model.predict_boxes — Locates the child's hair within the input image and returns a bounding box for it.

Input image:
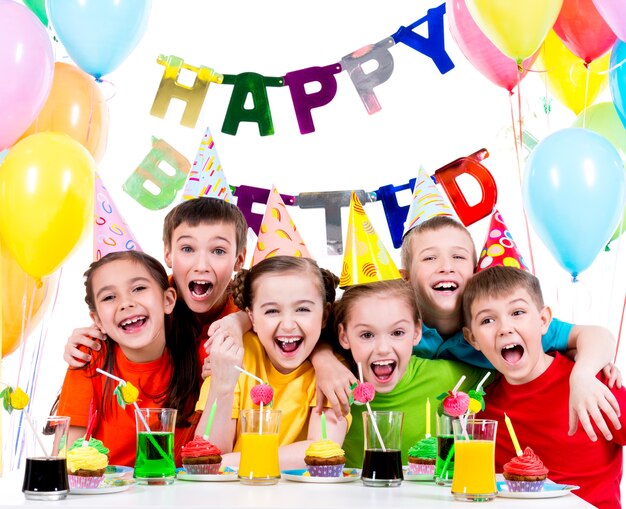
[333,279,421,328]
[400,216,477,270]
[162,197,248,255]
[231,256,339,311]
[84,251,199,427]
[462,266,545,326]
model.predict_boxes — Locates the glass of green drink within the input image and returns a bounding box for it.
[134,408,176,485]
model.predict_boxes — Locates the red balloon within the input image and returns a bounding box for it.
[553,0,616,64]
[447,0,539,93]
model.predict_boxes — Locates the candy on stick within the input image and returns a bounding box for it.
[357,362,386,451]
[504,413,523,457]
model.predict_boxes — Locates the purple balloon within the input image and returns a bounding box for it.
[0,0,54,150]
[592,0,626,42]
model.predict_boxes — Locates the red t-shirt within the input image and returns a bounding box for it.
[482,353,626,509]
[58,346,195,467]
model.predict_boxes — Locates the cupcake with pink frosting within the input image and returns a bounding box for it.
[181,435,222,474]
[502,447,549,492]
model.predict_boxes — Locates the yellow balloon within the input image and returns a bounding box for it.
[1,243,58,357]
[466,0,563,62]
[0,132,95,279]
[538,31,610,115]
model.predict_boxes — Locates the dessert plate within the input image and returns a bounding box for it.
[104,465,133,478]
[282,468,361,483]
[176,468,238,482]
[496,481,580,499]
[70,479,133,495]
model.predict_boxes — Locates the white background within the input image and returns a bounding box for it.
[2,0,625,476]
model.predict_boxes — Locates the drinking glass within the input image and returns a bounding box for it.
[451,419,497,502]
[134,408,177,485]
[435,412,456,485]
[361,411,404,487]
[22,416,70,500]
[238,409,281,485]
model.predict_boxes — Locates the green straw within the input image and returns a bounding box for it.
[203,400,217,440]
[440,443,455,481]
[321,413,327,440]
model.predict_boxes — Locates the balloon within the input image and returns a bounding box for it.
[592,0,626,42]
[0,0,54,150]
[609,40,626,130]
[523,128,626,278]
[553,0,616,64]
[0,132,95,280]
[23,0,48,27]
[447,0,539,93]
[539,30,610,115]
[20,62,110,163]
[465,0,563,62]
[48,0,152,79]
[1,243,58,357]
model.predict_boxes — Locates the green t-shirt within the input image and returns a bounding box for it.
[343,356,490,468]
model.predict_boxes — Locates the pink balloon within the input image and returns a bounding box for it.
[592,0,626,42]
[0,0,54,150]
[447,0,539,93]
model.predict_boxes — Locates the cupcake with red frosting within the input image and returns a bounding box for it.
[181,435,222,474]
[502,447,548,492]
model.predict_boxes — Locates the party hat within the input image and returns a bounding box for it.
[250,186,311,266]
[94,173,142,261]
[402,166,455,237]
[181,126,234,202]
[339,192,402,288]
[476,210,529,272]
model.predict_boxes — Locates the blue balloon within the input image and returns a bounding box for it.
[610,39,626,131]
[523,128,626,278]
[49,0,152,79]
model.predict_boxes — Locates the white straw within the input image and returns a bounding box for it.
[234,365,264,384]
[366,403,386,452]
[96,368,125,385]
[451,375,466,395]
[476,372,491,393]
[357,362,364,383]
[259,402,263,435]
[24,412,49,458]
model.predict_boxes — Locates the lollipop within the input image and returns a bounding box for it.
[353,382,375,405]
[251,384,274,406]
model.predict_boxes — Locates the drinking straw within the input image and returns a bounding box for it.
[451,375,466,395]
[504,413,523,456]
[23,412,50,457]
[440,443,455,481]
[321,412,327,440]
[357,362,386,452]
[425,398,431,438]
[259,401,264,435]
[203,399,217,440]
[234,365,265,384]
[476,372,491,393]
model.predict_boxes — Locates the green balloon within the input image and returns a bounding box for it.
[573,102,626,248]
[23,0,48,27]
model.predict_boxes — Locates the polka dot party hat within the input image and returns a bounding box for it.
[476,210,529,272]
[402,166,456,238]
[340,192,402,288]
[250,185,311,266]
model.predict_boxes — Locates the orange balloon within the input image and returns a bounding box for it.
[20,62,109,162]
[1,243,58,357]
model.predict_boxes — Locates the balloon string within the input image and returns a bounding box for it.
[597,55,626,75]
[96,78,118,102]
[16,274,37,384]
[615,295,626,364]
[582,64,590,127]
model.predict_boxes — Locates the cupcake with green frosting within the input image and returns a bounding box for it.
[69,437,109,457]
[408,436,436,475]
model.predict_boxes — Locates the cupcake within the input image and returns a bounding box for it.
[304,439,346,477]
[181,435,222,474]
[69,437,110,458]
[407,436,436,475]
[67,444,108,489]
[502,447,549,492]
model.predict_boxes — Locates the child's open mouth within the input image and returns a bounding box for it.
[501,343,525,364]
[432,281,459,293]
[119,315,147,332]
[189,280,213,298]
[275,336,303,355]
[371,360,397,383]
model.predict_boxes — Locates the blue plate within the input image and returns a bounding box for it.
[104,465,133,478]
[496,481,579,499]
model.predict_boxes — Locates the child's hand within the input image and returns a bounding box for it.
[203,311,248,353]
[201,354,212,380]
[208,331,243,390]
[314,361,358,419]
[63,325,106,367]
[569,369,622,441]
[602,362,623,389]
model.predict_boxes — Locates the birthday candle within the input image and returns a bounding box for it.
[425,398,431,437]
[504,413,523,456]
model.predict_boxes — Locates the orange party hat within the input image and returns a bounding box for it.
[476,210,529,272]
[403,166,455,237]
[250,186,311,266]
[339,192,401,288]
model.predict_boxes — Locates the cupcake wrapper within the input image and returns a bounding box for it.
[69,475,104,489]
[307,464,345,478]
[408,463,435,475]
[184,462,221,475]
[505,480,546,492]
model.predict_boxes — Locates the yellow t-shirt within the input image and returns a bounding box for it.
[196,332,350,451]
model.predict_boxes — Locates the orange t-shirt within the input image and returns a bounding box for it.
[57,346,195,467]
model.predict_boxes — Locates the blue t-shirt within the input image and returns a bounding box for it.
[413,318,574,369]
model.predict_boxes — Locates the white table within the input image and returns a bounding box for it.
[0,472,593,508]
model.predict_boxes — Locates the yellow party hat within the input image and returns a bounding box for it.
[339,192,402,288]
[250,186,312,266]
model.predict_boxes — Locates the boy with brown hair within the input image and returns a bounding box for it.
[463,266,625,509]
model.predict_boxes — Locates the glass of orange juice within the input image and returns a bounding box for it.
[451,419,497,502]
[238,409,281,485]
